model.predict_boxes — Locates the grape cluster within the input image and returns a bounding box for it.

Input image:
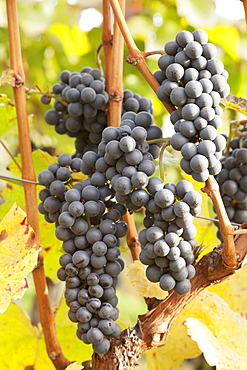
[155,29,229,182]
[44,67,108,156]
[79,111,164,211]
[42,66,154,158]
[122,89,153,115]
[38,153,128,354]
[139,179,202,295]
[215,135,247,242]
[38,153,83,224]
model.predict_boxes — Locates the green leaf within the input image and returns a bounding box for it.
[221,94,247,116]
[0,94,17,137]
[49,24,91,65]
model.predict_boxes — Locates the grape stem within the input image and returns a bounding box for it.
[202,176,237,268]
[109,0,175,114]
[24,86,69,106]
[146,138,171,144]
[6,1,70,369]
[123,212,142,261]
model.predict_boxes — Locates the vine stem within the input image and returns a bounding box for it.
[5,1,70,369]
[202,176,237,268]
[108,0,125,126]
[109,0,175,114]
[123,212,142,261]
[102,0,113,92]
[242,0,247,26]
[104,0,142,263]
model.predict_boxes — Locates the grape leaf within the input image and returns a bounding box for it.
[221,94,247,116]
[0,150,62,282]
[147,287,247,370]
[184,317,247,369]
[0,204,41,314]
[208,264,247,315]
[126,260,168,300]
[0,94,17,137]
[0,68,15,86]
[181,291,247,369]
[0,301,92,369]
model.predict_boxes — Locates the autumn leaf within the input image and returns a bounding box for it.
[221,94,247,116]
[184,317,247,369]
[147,287,247,370]
[182,290,247,369]
[0,68,16,86]
[0,301,92,369]
[126,260,168,300]
[0,203,41,313]
[146,315,201,370]
[208,264,247,315]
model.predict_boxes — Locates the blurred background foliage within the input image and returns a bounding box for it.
[0,0,247,369]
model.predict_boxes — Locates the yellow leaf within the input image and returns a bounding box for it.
[0,204,41,313]
[0,300,92,369]
[181,291,247,369]
[146,315,201,370]
[184,317,247,369]
[126,260,168,299]
[0,303,51,369]
[65,362,83,370]
[147,289,247,369]
[208,264,247,315]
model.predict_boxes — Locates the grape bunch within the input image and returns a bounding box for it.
[43,67,109,156]
[42,66,154,158]
[79,111,164,212]
[38,153,128,354]
[215,134,247,242]
[57,212,126,355]
[38,153,83,224]
[139,179,202,295]
[122,89,153,114]
[155,29,229,182]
